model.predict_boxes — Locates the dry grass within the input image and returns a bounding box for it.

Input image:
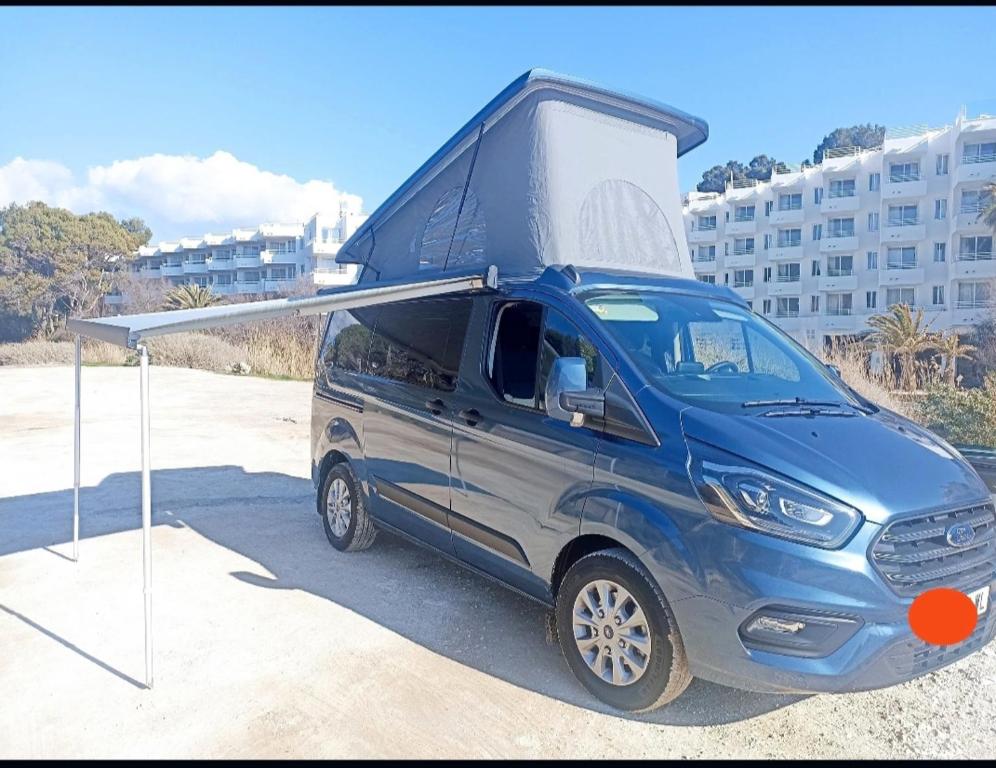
[821,343,916,419]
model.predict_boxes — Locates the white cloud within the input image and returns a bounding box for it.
[0,151,363,241]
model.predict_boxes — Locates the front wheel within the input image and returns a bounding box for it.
[555,548,691,712]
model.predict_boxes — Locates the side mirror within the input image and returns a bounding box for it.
[545,357,605,427]
[826,363,842,378]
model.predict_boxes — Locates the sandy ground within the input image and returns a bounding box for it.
[1,364,994,759]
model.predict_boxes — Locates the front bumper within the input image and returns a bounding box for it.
[645,516,996,694]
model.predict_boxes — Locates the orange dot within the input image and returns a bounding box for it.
[908,588,977,645]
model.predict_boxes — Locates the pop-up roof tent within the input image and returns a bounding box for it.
[338,68,707,284]
[63,69,709,688]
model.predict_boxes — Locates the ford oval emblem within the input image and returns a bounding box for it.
[946,522,976,548]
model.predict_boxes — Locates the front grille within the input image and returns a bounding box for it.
[886,612,996,678]
[870,502,996,597]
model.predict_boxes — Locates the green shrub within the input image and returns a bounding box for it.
[915,375,996,449]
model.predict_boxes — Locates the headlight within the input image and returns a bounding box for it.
[687,440,862,549]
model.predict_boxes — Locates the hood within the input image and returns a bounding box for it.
[678,403,991,525]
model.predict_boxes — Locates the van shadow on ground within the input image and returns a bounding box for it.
[0,465,808,726]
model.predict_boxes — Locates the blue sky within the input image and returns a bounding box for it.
[1,6,994,240]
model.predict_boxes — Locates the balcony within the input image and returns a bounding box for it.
[768,279,802,296]
[726,218,756,235]
[820,235,859,253]
[950,301,995,327]
[732,284,755,300]
[234,255,261,269]
[261,248,299,264]
[183,261,208,274]
[956,155,996,185]
[688,227,718,244]
[140,266,161,279]
[883,177,927,199]
[769,207,804,225]
[953,254,996,279]
[820,193,861,214]
[209,258,234,271]
[821,311,860,333]
[881,221,926,243]
[879,266,925,286]
[726,251,756,268]
[772,314,803,333]
[211,283,236,296]
[161,263,184,276]
[954,206,991,231]
[262,278,296,292]
[233,281,263,294]
[818,274,858,292]
[725,178,761,200]
[767,244,804,261]
[691,258,717,273]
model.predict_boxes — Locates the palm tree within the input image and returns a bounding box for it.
[866,303,938,390]
[978,182,996,232]
[934,331,976,387]
[161,283,221,311]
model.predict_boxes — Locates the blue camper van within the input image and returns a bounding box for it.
[310,72,995,712]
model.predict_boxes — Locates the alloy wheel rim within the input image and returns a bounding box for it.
[572,578,652,686]
[326,478,352,538]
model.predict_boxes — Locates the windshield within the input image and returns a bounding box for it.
[581,288,862,414]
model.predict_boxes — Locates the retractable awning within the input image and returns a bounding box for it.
[65,266,497,688]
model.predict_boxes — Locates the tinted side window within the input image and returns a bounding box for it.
[488,302,544,408]
[319,308,378,379]
[367,297,473,391]
[537,308,605,400]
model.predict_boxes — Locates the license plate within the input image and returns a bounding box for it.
[967,585,990,616]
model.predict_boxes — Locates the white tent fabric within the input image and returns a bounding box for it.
[337,69,708,285]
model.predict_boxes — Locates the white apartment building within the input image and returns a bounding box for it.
[127,204,369,297]
[683,108,996,351]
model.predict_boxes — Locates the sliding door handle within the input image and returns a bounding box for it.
[458,408,482,426]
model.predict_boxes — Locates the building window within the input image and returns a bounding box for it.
[957,281,993,308]
[814,187,824,205]
[934,199,947,220]
[869,172,881,191]
[734,205,755,222]
[696,215,717,231]
[763,266,772,283]
[962,141,996,164]
[933,242,946,262]
[777,262,801,282]
[698,274,716,284]
[746,300,753,311]
[936,154,949,175]
[810,295,820,313]
[724,242,729,257]
[762,299,772,314]
[866,291,877,309]
[829,179,856,198]
[764,200,774,216]
[777,297,800,318]
[959,235,994,261]
[695,245,717,262]
[725,211,730,223]
[812,259,821,277]
[812,223,822,241]
[733,269,754,288]
[777,228,802,248]
[887,204,918,227]
[960,188,993,214]
[886,287,916,307]
[827,255,854,277]
[763,233,772,250]
[733,237,755,255]
[889,161,920,183]
[778,193,803,211]
[828,217,855,238]
[932,286,945,306]
[868,211,880,232]
[886,246,918,270]
[867,251,879,270]
[826,293,853,316]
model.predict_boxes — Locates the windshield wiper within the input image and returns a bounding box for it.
[741,397,873,414]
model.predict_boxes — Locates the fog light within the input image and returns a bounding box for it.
[739,606,863,658]
[746,615,806,635]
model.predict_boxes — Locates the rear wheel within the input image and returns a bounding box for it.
[320,463,377,552]
[555,548,691,712]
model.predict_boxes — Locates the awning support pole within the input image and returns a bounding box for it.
[73,334,81,562]
[139,344,153,689]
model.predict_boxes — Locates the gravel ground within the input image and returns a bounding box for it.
[1,365,994,759]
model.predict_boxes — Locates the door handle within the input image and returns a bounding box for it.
[458,408,481,426]
[425,398,445,415]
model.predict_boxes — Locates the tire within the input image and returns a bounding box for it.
[555,547,691,712]
[319,462,377,552]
